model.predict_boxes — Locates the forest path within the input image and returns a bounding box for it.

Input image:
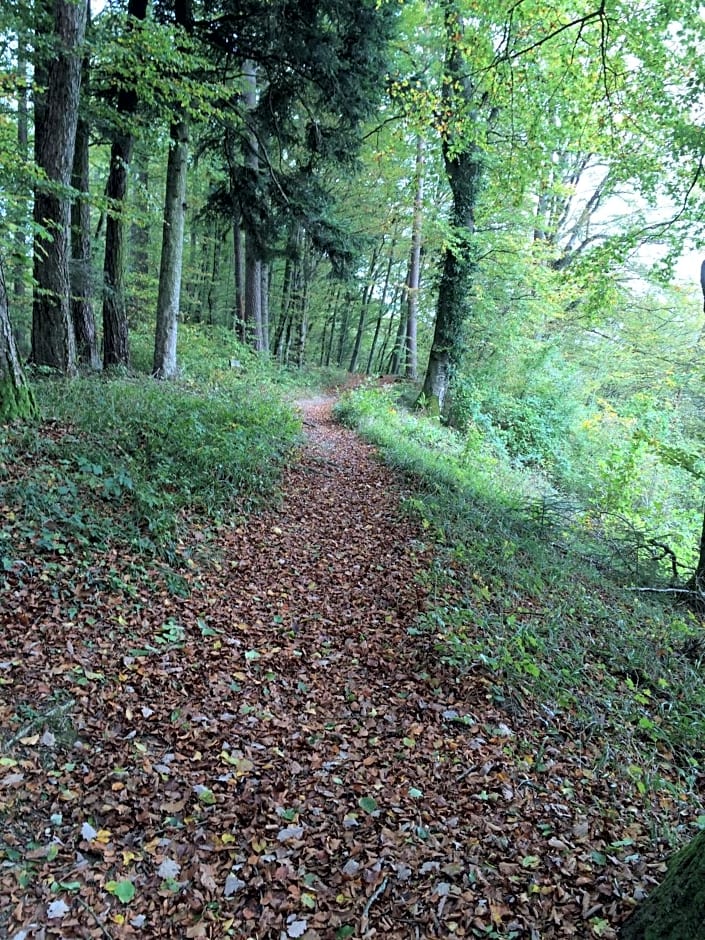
[3,398,632,938]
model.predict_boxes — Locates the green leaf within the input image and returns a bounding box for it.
[195,786,216,805]
[357,796,378,814]
[106,879,135,903]
[198,618,218,636]
[521,855,540,869]
[408,787,423,799]
[336,927,355,939]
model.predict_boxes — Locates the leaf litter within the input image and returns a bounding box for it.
[0,397,702,938]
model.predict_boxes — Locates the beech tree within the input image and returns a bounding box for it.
[153,0,194,378]
[101,0,148,369]
[70,0,99,370]
[30,0,87,373]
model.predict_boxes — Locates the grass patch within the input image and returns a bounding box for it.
[335,387,705,791]
[1,371,301,579]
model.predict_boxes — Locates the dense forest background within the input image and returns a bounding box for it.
[6,1,705,936]
[4,0,705,587]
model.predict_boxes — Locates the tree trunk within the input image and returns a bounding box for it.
[130,149,150,276]
[336,289,354,368]
[405,135,424,381]
[242,60,265,351]
[153,118,189,378]
[620,830,705,939]
[13,41,29,302]
[31,0,87,374]
[419,8,488,413]
[388,293,407,376]
[366,237,397,375]
[375,283,401,374]
[0,263,37,421]
[349,244,381,373]
[233,222,245,336]
[261,261,270,352]
[70,1,100,372]
[101,0,148,369]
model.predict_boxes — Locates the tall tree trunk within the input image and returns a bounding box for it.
[324,286,341,368]
[388,301,407,376]
[31,0,87,374]
[245,243,262,347]
[620,830,705,939]
[101,0,148,368]
[405,135,424,381]
[376,283,401,374]
[206,227,221,324]
[130,149,150,276]
[13,41,29,302]
[242,60,265,350]
[367,238,397,374]
[349,244,382,373]
[0,262,37,421]
[419,9,488,413]
[70,0,99,371]
[153,118,189,378]
[336,289,353,368]
[261,261,270,353]
[233,221,245,336]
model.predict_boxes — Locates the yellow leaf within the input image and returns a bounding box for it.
[220,833,236,845]
[96,829,112,844]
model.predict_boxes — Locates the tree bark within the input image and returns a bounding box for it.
[419,8,487,413]
[70,0,100,371]
[349,244,381,373]
[101,0,148,369]
[620,830,705,939]
[233,222,245,337]
[13,40,29,302]
[0,262,37,422]
[153,118,189,378]
[130,149,150,276]
[242,60,265,351]
[405,135,424,381]
[366,236,397,375]
[31,0,87,374]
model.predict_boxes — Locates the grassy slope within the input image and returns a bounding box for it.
[335,386,705,833]
[0,325,304,594]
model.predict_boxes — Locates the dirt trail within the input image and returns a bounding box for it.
[2,400,639,938]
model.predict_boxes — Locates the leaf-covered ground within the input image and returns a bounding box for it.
[0,398,699,938]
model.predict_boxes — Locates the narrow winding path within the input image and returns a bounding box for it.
[3,399,638,938]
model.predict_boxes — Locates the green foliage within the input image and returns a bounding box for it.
[0,368,301,575]
[336,387,705,783]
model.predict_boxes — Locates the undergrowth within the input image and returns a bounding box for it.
[0,351,301,583]
[334,387,705,799]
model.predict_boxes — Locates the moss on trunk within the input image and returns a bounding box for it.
[620,830,705,939]
[0,377,37,422]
